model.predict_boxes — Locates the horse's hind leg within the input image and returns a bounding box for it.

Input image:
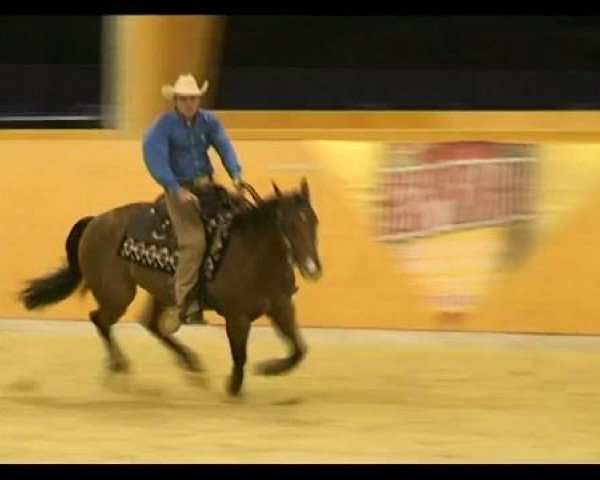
[90,307,130,373]
[89,279,136,374]
[142,296,202,373]
[255,296,307,376]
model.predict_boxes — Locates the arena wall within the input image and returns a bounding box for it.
[2,120,600,334]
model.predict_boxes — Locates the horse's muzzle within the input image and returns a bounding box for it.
[299,257,322,281]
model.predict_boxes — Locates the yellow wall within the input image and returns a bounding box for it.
[476,143,600,334]
[0,138,431,329]
[0,140,156,322]
[215,111,600,142]
[3,137,600,334]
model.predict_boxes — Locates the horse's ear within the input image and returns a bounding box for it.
[300,177,310,200]
[272,181,282,197]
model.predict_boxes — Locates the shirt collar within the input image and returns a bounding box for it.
[173,108,201,126]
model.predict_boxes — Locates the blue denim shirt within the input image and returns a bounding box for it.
[142,109,242,193]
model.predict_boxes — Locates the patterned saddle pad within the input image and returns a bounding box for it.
[117,185,241,281]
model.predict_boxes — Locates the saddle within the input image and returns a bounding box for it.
[117,185,246,280]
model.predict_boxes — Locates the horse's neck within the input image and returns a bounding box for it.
[243,218,285,253]
[233,205,288,260]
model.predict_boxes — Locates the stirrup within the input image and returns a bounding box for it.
[185,311,207,325]
[178,301,206,325]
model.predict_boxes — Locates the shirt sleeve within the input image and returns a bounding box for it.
[142,115,180,193]
[205,111,242,180]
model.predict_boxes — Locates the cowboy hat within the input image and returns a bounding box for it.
[161,73,209,99]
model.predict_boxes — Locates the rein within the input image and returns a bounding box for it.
[238,181,264,209]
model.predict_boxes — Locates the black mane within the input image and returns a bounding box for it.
[232,192,307,229]
[231,195,280,230]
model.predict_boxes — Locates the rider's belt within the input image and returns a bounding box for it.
[183,175,213,189]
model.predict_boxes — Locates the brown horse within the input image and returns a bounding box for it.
[19,178,322,396]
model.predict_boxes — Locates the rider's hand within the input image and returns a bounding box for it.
[233,178,245,196]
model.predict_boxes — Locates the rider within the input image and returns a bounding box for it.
[142,73,244,325]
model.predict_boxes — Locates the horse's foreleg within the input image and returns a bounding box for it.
[225,314,251,396]
[255,296,307,376]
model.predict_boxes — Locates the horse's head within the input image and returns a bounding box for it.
[273,178,322,281]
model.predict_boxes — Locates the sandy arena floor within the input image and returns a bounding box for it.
[0,318,599,463]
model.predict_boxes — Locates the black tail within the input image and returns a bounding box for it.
[20,216,95,310]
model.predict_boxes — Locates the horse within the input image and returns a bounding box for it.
[19,178,322,396]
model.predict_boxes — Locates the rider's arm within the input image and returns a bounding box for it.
[205,111,243,182]
[143,115,180,193]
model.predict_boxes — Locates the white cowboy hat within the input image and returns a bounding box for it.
[161,73,209,99]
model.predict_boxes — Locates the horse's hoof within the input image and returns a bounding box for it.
[101,371,132,393]
[177,352,203,373]
[226,376,244,397]
[255,356,301,376]
[186,362,202,373]
[183,371,210,390]
[254,359,286,376]
[186,355,203,373]
[221,393,244,404]
[253,361,269,376]
[107,359,130,374]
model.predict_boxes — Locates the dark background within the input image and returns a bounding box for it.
[0,16,102,126]
[1,15,600,127]
[215,15,600,109]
